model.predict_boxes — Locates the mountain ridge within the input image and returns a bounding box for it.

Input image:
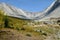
[0,0,60,20]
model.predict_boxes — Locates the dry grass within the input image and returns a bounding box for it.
[0,10,60,40]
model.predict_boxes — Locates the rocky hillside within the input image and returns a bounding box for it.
[0,9,60,40]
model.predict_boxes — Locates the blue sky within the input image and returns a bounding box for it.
[0,0,54,12]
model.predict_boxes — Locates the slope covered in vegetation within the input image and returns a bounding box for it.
[0,10,60,40]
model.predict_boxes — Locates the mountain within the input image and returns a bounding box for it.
[0,3,33,19]
[0,0,60,20]
[39,0,60,21]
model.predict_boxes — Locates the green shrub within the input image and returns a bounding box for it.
[42,32,47,36]
[4,16,9,28]
[26,33,31,37]
[21,27,25,30]
[16,27,21,30]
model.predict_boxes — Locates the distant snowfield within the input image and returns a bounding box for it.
[0,0,60,21]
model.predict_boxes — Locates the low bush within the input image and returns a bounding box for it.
[26,33,31,37]
[42,32,47,36]
[21,27,25,30]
